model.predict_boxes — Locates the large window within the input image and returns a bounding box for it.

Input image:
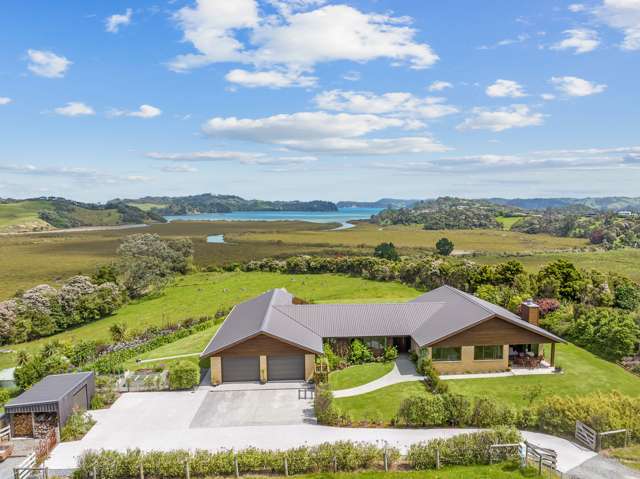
[363,337,386,350]
[431,346,462,362]
[474,345,503,361]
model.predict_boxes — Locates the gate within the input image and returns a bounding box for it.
[524,441,558,474]
[13,453,48,479]
[575,420,598,451]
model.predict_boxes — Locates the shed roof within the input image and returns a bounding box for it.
[5,372,94,410]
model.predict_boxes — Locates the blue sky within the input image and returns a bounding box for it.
[0,0,639,202]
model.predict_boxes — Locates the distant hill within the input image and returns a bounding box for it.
[489,197,640,212]
[0,197,165,233]
[124,194,338,215]
[337,198,421,209]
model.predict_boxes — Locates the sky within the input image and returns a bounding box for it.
[0,0,639,203]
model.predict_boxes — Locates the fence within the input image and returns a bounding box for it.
[13,452,49,479]
[117,371,169,392]
[524,441,558,476]
[575,420,628,451]
[0,424,11,442]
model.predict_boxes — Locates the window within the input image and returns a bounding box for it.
[363,337,386,350]
[431,346,461,362]
[474,345,503,361]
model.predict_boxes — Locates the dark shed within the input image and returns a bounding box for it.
[5,372,95,437]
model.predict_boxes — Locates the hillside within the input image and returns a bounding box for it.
[337,198,421,209]
[371,197,524,229]
[0,197,165,233]
[124,193,337,215]
[490,196,640,212]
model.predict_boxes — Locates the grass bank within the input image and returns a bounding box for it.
[328,362,395,391]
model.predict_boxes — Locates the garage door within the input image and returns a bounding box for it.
[222,356,260,382]
[268,355,305,381]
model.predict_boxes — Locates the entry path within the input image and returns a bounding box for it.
[333,356,423,398]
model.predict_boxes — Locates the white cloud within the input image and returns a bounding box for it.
[201,111,447,155]
[550,76,607,96]
[541,93,556,101]
[595,0,640,50]
[106,8,133,33]
[428,81,452,92]
[146,151,266,162]
[313,90,458,119]
[27,49,72,78]
[370,146,640,173]
[569,3,586,12]
[110,104,162,118]
[457,104,544,132]
[225,68,316,88]
[0,97,11,105]
[478,33,529,50]
[551,29,600,54]
[0,164,151,183]
[342,70,361,81]
[170,1,438,84]
[160,164,198,173]
[485,79,527,98]
[54,102,95,117]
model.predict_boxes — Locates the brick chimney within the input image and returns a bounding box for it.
[520,299,540,326]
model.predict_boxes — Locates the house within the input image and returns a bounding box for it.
[5,372,95,438]
[201,285,563,384]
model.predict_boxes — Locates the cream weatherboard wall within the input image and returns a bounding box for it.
[427,345,509,374]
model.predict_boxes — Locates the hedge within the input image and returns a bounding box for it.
[168,360,200,390]
[74,442,401,479]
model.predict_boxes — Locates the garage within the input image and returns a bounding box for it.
[222,356,260,382]
[268,355,305,381]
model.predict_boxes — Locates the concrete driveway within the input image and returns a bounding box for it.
[191,388,315,427]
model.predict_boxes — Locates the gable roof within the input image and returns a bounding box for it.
[201,289,323,356]
[5,372,93,409]
[201,285,563,358]
[410,285,563,345]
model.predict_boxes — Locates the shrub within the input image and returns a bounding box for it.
[314,386,340,425]
[435,237,454,256]
[383,345,398,362]
[470,397,517,428]
[168,360,200,390]
[348,339,373,364]
[397,395,446,427]
[109,322,128,343]
[407,428,522,469]
[323,342,341,370]
[441,393,472,427]
[373,242,399,261]
[61,410,96,442]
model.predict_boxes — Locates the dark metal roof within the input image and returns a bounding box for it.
[5,372,94,410]
[201,285,563,357]
[201,289,323,356]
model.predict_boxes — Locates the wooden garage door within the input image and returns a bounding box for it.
[268,355,305,381]
[222,356,260,382]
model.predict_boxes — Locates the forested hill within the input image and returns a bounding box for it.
[337,198,420,209]
[124,194,337,215]
[371,197,523,229]
[0,197,165,233]
[490,196,640,212]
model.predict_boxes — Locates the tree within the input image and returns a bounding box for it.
[373,242,399,261]
[435,237,454,256]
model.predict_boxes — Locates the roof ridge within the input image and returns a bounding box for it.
[260,288,288,331]
[272,304,324,337]
[443,285,495,316]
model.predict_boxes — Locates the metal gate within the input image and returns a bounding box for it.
[268,356,305,381]
[221,356,260,382]
[575,421,598,450]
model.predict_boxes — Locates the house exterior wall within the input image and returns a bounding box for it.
[210,356,222,385]
[304,354,315,381]
[430,317,554,347]
[216,333,312,357]
[429,345,509,374]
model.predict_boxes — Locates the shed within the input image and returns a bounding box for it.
[5,372,95,438]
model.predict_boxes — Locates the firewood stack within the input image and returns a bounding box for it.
[12,413,33,437]
[33,413,57,439]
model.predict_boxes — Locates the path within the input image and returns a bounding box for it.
[139,352,199,364]
[332,355,423,398]
[567,455,640,479]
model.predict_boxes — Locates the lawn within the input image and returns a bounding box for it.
[608,446,640,471]
[335,344,640,422]
[284,463,544,478]
[446,344,640,408]
[495,216,525,230]
[334,381,429,422]
[0,271,420,369]
[328,362,395,390]
[231,222,587,254]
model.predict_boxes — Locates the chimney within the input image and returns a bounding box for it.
[520,299,540,326]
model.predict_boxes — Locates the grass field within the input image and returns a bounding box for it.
[608,446,640,471]
[495,216,525,230]
[474,248,640,282]
[328,362,395,391]
[278,464,543,478]
[231,223,587,254]
[335,344,640,422]
[0,200,53,231]
[0,271,420,369]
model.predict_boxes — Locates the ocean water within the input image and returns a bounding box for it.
[165,207,382,224]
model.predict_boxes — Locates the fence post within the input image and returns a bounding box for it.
[332,455,337,473]
[234,453,239,478]
[383,445,388,472]
[92,466,97,479]
[139,462,144,479]
[284,457,288,477]
[537,455,542,475]
[435,449,440,470]
[185,460,190,479]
